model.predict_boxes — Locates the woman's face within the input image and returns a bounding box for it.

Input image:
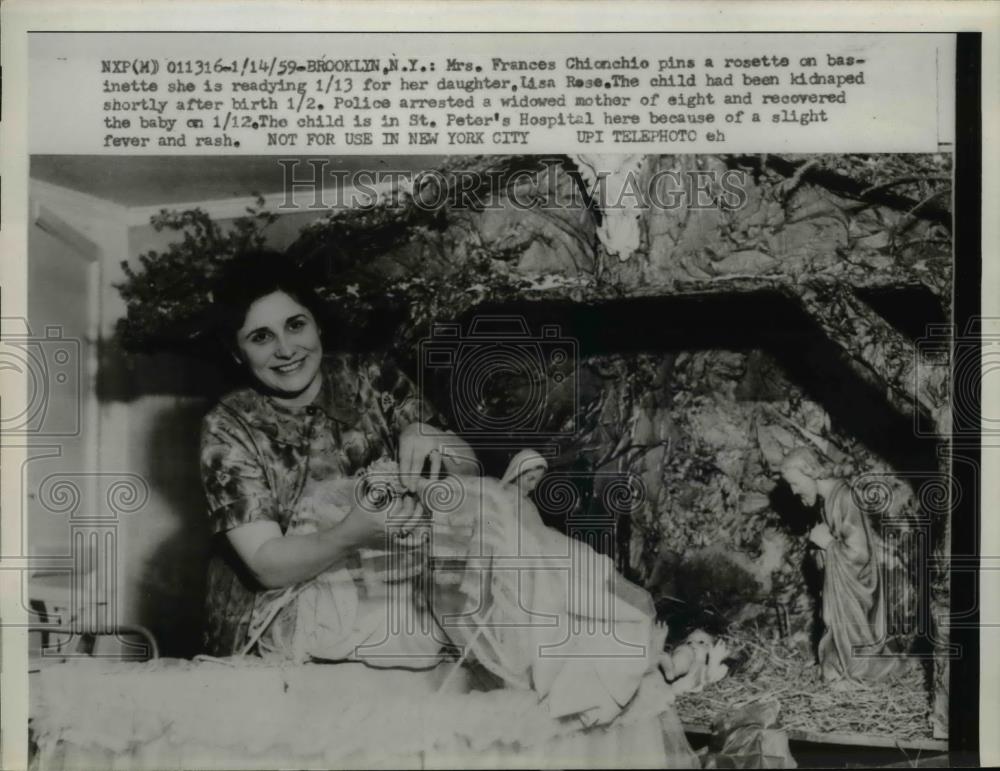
[782,464,817,507]
[235,290,323,404]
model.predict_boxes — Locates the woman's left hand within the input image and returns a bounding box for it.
[399,422,446,490]
[398,422,476,491]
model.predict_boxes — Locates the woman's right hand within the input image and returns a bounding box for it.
[342,489,429,549]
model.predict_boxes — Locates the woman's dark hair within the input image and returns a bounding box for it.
[209,249,331,350]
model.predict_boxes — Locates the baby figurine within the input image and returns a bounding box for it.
[656,625,731,694]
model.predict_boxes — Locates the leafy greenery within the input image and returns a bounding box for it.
[114,197,278,352]
[114,160,550,354]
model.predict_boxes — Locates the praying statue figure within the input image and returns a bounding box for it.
[500,448,549,498]
[779,447,902,684]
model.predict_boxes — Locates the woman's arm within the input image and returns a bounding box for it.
[226,498,391,589]
[442,435,479,476]
[202,406,399,590]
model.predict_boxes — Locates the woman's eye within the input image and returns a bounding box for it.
[249,330,272,345]
[288,317,308,331]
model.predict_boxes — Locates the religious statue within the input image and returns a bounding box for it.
[779,447,902,684]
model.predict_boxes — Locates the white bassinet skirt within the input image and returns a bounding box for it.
[31,657,700,770]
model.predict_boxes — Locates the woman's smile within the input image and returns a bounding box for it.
[273,358,307,374]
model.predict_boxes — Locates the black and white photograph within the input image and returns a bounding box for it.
[2,12,996,771]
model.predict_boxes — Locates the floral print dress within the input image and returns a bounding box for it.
[199,352,438,657]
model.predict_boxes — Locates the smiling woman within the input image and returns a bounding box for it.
[199,250,478,658]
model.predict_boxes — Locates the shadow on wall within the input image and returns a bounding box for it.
[99,343,239,402]
[132,394,213,658]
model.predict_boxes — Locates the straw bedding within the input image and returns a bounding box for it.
[672,627,931,742]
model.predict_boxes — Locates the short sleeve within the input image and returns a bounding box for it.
[200,407,280,534]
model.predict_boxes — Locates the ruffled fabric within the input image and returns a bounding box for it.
[425,476,658,726]
[31,659,699,769]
